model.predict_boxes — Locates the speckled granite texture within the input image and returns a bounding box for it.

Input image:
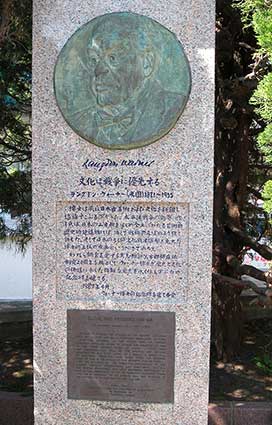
[32,1,215,424]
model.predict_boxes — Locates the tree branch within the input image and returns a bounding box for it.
[213,272,272,305]
[0,0,13,46]
[227,223,272,260]
[226,254,268,281]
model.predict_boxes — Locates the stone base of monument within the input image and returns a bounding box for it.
[0,398,271,425]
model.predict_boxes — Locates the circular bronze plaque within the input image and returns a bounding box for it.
[54,12,191,150]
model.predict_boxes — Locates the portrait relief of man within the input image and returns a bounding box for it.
[54,12,191,150]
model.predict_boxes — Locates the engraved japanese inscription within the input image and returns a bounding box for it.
[54,12,191,150]
[67,310,175,403]
[56,201,189,302]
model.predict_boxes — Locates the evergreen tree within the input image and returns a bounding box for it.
[213,0,272,359]
[0,0,32,247]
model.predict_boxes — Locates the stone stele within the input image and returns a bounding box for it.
[54,12,191,150]
[33,1,214,424]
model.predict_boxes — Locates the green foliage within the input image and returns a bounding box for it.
[249,7,272,170]
[253,8,272,58]
[251,73,272,122]
[0,168,31,215]
[0,0,32,246]
[235,0,272,27]
[257,124,272,164]
[0,0,32,165]
[236,1,272,216]
[262,180,272,214]
[254,353,272,375]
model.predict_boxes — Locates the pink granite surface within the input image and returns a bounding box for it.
[32,0,215,424]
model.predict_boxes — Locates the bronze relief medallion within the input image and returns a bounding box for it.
[54,12,191,150]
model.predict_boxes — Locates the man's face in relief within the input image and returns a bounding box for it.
[87,24,154,107]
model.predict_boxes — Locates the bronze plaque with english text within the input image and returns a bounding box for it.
[67,309,175,403]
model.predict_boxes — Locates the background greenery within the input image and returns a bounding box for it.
[0,0,32,247]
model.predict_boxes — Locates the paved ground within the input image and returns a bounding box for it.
[210,319,272,401]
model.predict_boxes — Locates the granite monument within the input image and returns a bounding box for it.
[33,1,214,424]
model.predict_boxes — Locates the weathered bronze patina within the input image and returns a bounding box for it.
[54,12,191,150]
[67,310,175,403]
